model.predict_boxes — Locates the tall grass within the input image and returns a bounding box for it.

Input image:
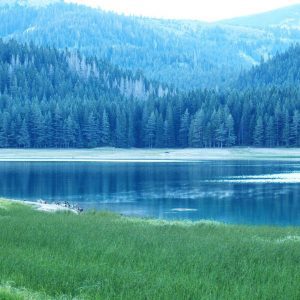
[0,200,299,299]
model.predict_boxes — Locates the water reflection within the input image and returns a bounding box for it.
[0,161,299,225]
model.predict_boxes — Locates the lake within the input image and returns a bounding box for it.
[1,161,300,226]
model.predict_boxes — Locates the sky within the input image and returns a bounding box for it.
[65,0,300,22]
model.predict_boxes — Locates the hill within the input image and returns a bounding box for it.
[0,39,172,148]
[236,44,300,89]
[1,2,300,90]
[222,4,300,29]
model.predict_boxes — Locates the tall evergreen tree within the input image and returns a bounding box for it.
[265,116,275,148]
[283,110,290,147]
[291,110,300,147]
[179,109,190,148]
[115,108,127,148]
[145,112,156,148]
[17,119,30,148]
[254,116,264,147]
[85,112,98,148]
[100,110,110,147]
[225,114,236,147]
[190,110,204,147]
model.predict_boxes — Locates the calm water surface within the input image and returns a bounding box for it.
[1,161,300,226]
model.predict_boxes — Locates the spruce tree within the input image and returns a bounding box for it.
[265,116,275,148]
[100,110,110,146]
[191,110,204,147]
[291,111,300,147]
[283,110,290,147]
[179,109,190,148]
[65,116,76,148]
[86,112,98,148]
[254,116,264,147]
[17,119,30,148]
[145,112,156,148]
[155,113,164,148]
[115,108,127,148]
[225,114,236,147]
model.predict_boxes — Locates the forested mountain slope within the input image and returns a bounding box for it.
[1,1,300,90]
[222,4,300,29]
[0,40,171,148]
[236,44,300,89]
[1,40,300,149]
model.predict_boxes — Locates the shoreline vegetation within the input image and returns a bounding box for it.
[0,199,300,299]
[8,199,82,214]
[0,147,300,162]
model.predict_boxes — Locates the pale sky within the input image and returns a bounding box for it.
[65,0,300,22]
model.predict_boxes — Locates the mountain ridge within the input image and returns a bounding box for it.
[2,1,300,92]
[1,1,300,90]
[220,4,300,28]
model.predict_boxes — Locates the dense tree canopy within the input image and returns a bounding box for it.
[0,40,300,149]
[237,45,300,89]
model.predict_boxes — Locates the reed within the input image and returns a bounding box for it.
[0,200,299,299]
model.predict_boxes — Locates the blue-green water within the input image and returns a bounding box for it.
[1,161,300,225]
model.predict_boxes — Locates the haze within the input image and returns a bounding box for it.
[66,0,300,21]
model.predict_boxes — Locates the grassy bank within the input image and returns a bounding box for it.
[0,200,300,299]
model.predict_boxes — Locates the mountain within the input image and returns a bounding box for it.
[221,4,300,29]
[1,2,300,90]
[0,38,169,104]
[236,44,300,89]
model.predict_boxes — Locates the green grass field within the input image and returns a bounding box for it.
[0,200,300,300]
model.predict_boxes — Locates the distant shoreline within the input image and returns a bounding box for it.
[0,148,299,162]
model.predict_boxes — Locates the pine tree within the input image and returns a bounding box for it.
[127,109,135,148]
[188,118,195,147]
[115,108,127,148]
[179,109,190,148]
[65,116,76,148]
[283,110,290,147]
[291,110,300,147]
[274,104,282,146]
[215,123,227,148]
[17,119,30,148]
[254,116,264,147]
[52,105,64,147]
[265,116,275,148]
[163,120,170,148]
[100,110,110,146]
[155,113,164,148]
[225,114,236,147]
[0,113,9,148]
[85,112,98,148]
[145,112,156,148]
[8,119,17,147]
[165,105,175,147]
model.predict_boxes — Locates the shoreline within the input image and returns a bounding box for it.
[6,199,80,214]
[0,148,299,162]
[3,199,300,228]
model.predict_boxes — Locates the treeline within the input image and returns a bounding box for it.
[2,86,300,148]
[1,40,300,148]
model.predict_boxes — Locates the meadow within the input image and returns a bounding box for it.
[1,200,300,299]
